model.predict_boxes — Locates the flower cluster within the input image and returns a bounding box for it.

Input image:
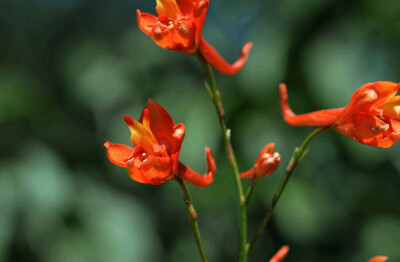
[102,0,398,260]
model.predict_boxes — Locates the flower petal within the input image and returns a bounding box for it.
[127,153,173,185]
[240,168,255,178]
[136,10,158,35]
[124,115,157,154]
[199,38,252,75]
[192,0,209,45]
[170,123,186,173]
[178,147,216,187]
[368,256,388,262]
[258,143,275,158]
[156,0,181,19]
[269,245,290,262]
[104,141,135,167]
[139,99,176,153]
[373,81,399,106]
[279,83,345,126]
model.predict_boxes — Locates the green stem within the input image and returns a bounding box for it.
[197,53,247,262]
[245,177,258,206]
[247,126,330,254]
[176,177,208,262]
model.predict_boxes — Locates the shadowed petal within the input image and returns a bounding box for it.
[127,153,173,185]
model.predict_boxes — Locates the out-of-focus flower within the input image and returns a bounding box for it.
[137,0,252,75]
[267,247,387,262]
[241,143,281,183]
[280,82,400,148]
[105,99,216,186]
[269,245,289,262]
[368,256,388,262]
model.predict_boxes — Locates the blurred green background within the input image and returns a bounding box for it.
[1,0,400,261]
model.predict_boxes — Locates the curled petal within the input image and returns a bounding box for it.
[368,256,388,262]
[199,38,252,75]
[269,245,290,262]
[137,10,158,35]
[192,0,209,45]
[178,147,216,187]
[170,123,186,173]
[279,83,345,126]
[104,141,135,167]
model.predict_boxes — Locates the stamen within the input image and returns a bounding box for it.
[153,22,168,40]
[168,20,174,30]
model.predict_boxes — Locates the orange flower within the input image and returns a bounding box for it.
[280,82,400,148]
[368,256,388,262]
[137,0,252,75]
[105,99,216,186]
[240,143,281,182]
[269,245,289,262]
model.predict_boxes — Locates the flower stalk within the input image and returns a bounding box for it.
[176,176,208,262]
[197,53,248,262]
[247,126,330,254]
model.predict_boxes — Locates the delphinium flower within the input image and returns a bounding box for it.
[280,82,400,148]
[137,0,252,75]
[105,99,216,186]
[240,143,281,184]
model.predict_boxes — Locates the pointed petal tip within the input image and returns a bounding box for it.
[104,141,111,148]
[205,147,216,176]
[269,245,290,262]
[242,41,253,53]
[123,115,134,126]
[368,256,388,262]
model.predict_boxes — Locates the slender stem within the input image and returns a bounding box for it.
[247,126,330,254]
[197,53,248,262]
[244,184,255,206]
[176,177,208,262]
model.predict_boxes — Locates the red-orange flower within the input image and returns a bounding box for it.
[368,256,388,262]
[137,0,252,75]
[105,99,216,186]
[269,245,289,262]
[280,82,400,148]
[240,143,281,182]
